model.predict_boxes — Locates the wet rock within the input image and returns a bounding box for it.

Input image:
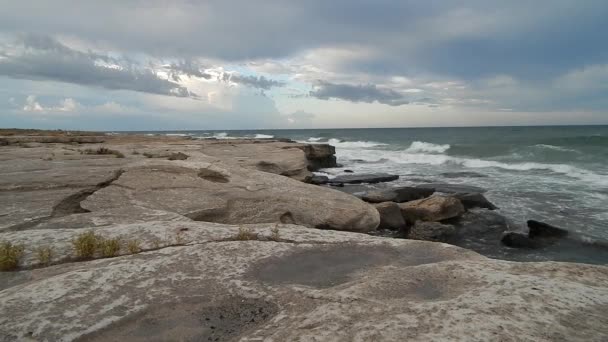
[501,231,540,249]
[328,173,399,185]
[343,169,354,173]
[307,175,329,185]
[167,152,189,161]
[408,221,456,242]
[528,220,569,239]
[453,192,497,210]
[399,195,465,224]
[415,183,486,194]
[362,187,435,203]
[440,171,488,178]
[374,202,407,231]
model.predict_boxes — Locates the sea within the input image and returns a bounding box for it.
[131,126,608,244]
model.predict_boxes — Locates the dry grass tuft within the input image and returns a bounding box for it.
[126,239,141,254]
[82,147,125,158]
[35,246,54,266]
[99,237,121,258]
[72,231,100,259]
[269,224,281,241]
[0,241,24,271]
[236,226,258,241]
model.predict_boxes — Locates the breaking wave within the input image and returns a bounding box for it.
[327,138,388,148]
[254,134,274,139]
[404,141,450,154]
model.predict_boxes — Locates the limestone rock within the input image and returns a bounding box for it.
[399,195,465,223]
[373,202,406,231]
[82,162,380,233]
[362,187,434,203]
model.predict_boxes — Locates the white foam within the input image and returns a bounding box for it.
[307,137,323,142]
[327,138,388,148]
[336,148,608,187]
[254,134,274,139]
[404,141,450,154]
[214,132,228,138]
[534,144,578,153]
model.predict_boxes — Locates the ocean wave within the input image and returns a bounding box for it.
[337,149,608,187]
[214,132,228,138]
[254,134,274,139]
[164,133,192,137]
[404,141,450,154]
[327,138,388,148]
[307,137,323,142]
[533,144,579,153]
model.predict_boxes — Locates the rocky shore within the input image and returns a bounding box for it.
[1,130,607,341]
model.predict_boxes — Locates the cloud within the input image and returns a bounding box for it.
[309,81,409,106]
[21,95,79,114]
[0,34,195,98]
[221,73,285,90]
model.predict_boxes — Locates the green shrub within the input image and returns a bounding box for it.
[35,246,53,266]
[72,231,99,259]
[0,242,24,271]
[82,147,124,158]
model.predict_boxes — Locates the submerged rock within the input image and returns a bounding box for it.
[328,173,399,185]
[415,183,486,194]
[399,195,465,224]
[373,202,406,231]
[528,219,569,239]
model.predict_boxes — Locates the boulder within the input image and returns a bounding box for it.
[399,195,465,224]
[528,220,569,239]
[453,192,497,210]
[362,187,435,203]
[373,202,407,231]
[82,162,380,233]
[289,143,337,170]
[501,231,540,249]
[328,173,399,185]
[440,171,488,178]
[408,221,456,242]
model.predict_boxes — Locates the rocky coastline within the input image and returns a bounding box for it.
[1,130,607,341]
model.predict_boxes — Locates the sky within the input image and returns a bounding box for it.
[0,0,607,130]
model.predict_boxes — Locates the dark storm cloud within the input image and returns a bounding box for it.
[1,1,606,82]
[220,73,285,90]
[310,81,409,106]
[0,34,195,98]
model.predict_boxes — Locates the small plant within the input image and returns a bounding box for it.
[35,246,53,266]
[99,237,121,258]
[72,231,99,259]
[152,237,161,249]
[132,150,140,155]
[236,226,258,241]
[269,224,280,241]
[0,241,24,271]
[175,231,185,245]
[126,239,141,254]
[142,152,155,158]
[82,147,124,158]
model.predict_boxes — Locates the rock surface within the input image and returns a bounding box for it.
[1,132,608,342]
[453,192,497,210]
[399,195,465,224]
[1,221,608,341]
[408,221,456,241]
[416,183,486,194]
[329,173,399,185]
[362,186,435,203]
[373,202,407,231]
